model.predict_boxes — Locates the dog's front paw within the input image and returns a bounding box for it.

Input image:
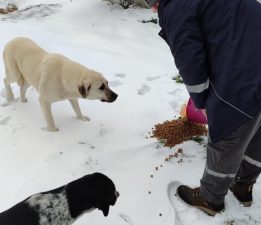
[79,116,90,121]
[21,98,27,103]
[47,127,59,132]
[6,95,14,102]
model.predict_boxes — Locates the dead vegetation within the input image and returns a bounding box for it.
[0,3,18,14]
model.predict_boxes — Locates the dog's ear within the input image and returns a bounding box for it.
[101,204,110,217]
[78,81,91,98]
[95,191,110,217]
[97,201,110,217]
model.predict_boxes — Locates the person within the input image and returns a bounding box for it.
[146,0,261,216]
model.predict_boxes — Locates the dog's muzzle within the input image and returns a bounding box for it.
[110,190,120,206]
[109,91,118,102]
[101,91,118,103]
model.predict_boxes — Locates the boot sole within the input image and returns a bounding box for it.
[196,206,223,216]
[175,192,224,217]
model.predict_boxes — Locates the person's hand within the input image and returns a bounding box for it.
[152,2,159,12]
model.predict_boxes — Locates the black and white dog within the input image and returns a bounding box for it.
[0,173,119,225]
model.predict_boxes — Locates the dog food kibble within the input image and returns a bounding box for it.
[177,148,183,154]
[178,159,183,164]
[151,118,207,148]
[164,148,184,162]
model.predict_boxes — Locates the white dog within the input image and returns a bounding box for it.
[3,37,118,131]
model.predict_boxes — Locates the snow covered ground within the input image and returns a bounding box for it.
[0,1,260,224]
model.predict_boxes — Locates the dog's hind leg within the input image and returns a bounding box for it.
[39,97,59,131]
[19,79,29,103]
[4,76,14,101]
[3,55,24,102]
[69,99,90,121]
[3,51,14,101]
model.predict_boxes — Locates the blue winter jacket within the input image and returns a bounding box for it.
[158,0,261,142]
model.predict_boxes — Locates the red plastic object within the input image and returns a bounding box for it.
[186,98,208,124]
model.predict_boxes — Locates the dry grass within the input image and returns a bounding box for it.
[0,3,18,14]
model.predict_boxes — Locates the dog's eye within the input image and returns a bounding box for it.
[99,84,105,91]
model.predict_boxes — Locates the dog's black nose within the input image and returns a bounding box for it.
[115,191,120,198]
[111,91,118,101]
[107,91,117,102]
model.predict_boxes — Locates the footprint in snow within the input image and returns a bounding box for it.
[1,4,62,22]
[138,84,151,95]
[84,157,99,170]
[97,124,107,137]
[78,141,95,149]
[168,89,183,96]
[146,75,161,81]
[109,80,123,87]
[0,116,11,125]
[115,73,126,78]
[169,100,183,113]
[98,128,107,137]
[119,213,133,225]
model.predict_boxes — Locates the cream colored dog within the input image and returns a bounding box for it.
[3,37,118,131]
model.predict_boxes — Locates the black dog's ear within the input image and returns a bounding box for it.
[100,204,110,217]
[78,81,91,98]
[96,196,110,217]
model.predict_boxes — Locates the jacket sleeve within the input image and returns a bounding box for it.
[162,5,209,109]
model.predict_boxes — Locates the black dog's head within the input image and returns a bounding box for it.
[66,173,119,218]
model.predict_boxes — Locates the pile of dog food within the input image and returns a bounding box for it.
[151,117,208,148]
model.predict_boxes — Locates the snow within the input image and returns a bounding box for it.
[0,0,260,224]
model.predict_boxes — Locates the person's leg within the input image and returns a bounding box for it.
[200,111,261,205]
[229,124,261,206]
[235,126,261,184]
[176,111,261,215]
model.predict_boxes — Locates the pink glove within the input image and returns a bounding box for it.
[186,98,208,124]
